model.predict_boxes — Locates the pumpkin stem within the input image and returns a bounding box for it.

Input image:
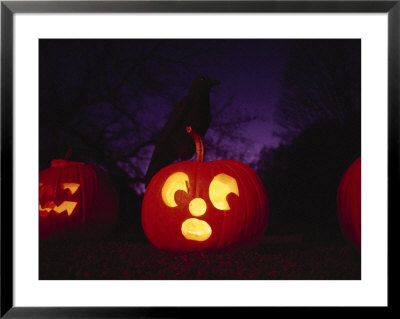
[64,146,73,160]
[186,126,204,163]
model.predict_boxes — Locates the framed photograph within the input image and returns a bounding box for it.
[1,0,395,317]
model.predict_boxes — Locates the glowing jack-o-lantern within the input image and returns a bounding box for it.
[39,182,80,216]
[39,157,118,240]
[141,127,269,251]
[336,157,361,252]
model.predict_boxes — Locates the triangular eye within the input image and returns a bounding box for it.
[161,172,189,207]
[61,183,80,195]
[209,174,239,210]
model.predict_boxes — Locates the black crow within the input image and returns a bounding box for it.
[145,76,220,185]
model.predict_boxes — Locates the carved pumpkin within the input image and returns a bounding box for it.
[141,126,269,251]
[336,157,361,251]
[39,158,118,240]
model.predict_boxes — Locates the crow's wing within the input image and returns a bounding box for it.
[145,96,192,185]
[155,96,191,145]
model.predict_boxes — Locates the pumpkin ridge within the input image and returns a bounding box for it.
[220,160,246,248]
[231,160,262,243]
[336,157,361,251]
[78,164,87,234]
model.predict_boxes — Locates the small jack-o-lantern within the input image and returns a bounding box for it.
[39,154,118,240]
[141,127,269,251]
[336,157,361,252]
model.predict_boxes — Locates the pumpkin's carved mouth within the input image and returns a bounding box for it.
[39,201,77,216]
[181,218,212,241]
[39,182,80,217]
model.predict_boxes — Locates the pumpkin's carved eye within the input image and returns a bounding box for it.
[209,173,239,210]
[161,172,189,207]
[61,183,80,195]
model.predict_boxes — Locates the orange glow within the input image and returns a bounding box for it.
[161,172,189,207]
[209,173,239,210]
[181,218,212,241]
[61,182,80,195]
[39,201,77,216]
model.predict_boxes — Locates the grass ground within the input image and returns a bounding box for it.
[39,234,360,280]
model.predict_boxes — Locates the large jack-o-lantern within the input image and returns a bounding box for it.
[141,127,269,251]
[39,155,118,240]
[336,157,361,252]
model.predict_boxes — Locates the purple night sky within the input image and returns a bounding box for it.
[196,40,289,152]
[40,39,290,172]
[39,39,360,188]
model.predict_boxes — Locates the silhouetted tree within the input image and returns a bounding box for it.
[257,40,361,241]
[274,40,361,143]
[39,39,260,238]
[258,113,361,240]
[40,40,258,183]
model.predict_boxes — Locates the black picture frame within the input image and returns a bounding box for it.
[1,0,395,317]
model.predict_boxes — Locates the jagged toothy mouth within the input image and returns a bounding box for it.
[39,201,77,216]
